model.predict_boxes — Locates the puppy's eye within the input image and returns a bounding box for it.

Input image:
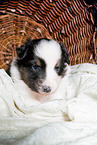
[55,62,60,72]
[32,65,40,70]
[55,67,60,72]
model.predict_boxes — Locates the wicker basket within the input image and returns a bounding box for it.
[0,0,97,70]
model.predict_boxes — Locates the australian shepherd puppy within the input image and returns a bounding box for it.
[7,38,70,106]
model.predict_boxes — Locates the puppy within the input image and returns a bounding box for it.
[7,38,70,106]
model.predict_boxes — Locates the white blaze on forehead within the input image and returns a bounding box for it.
[35,39,61,66]
[35,39,62,94]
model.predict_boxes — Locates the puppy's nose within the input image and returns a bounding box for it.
[42,86,51,93]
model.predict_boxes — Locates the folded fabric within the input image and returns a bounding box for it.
[0,63,97,145]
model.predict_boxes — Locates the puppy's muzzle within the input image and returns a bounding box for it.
[42,86,51,93]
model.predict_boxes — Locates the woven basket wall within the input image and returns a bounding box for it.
[0,0,97,70]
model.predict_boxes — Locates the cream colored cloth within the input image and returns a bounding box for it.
[0,63,97,145]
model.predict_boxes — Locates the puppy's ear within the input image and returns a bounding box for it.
[60,42,70,65]
[16,44,27,59]
[16,38,32,59]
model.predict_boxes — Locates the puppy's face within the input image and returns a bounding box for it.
[16,38,69,95]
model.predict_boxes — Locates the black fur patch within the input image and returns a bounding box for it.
[16,38,46,92]
[58,43,70,77]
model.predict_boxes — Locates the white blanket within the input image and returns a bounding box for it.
[0,63,97,145]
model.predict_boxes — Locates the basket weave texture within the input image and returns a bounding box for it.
[0,0,97,70]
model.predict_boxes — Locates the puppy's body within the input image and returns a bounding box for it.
[9,38,69,107]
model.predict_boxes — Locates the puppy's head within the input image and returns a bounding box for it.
[16,38,69,95]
